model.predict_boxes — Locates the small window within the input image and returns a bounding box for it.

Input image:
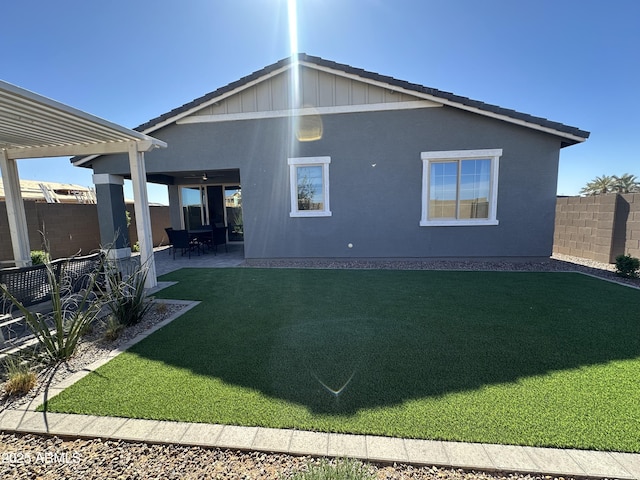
[421,149,501,226]
[288,156,332,217]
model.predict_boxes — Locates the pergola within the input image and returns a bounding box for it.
[0,80,166,288]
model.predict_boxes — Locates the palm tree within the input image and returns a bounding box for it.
[613,173,640,193]
[580,175,616,196]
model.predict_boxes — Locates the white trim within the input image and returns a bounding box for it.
[288,156,332,217]
[421,149,503,160]
[420,148,501,227]
[92,173,124,186]
[177,100,439,125]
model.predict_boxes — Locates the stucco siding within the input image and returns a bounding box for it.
[91,105,562,260]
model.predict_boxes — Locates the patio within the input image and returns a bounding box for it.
[152,242,245,276]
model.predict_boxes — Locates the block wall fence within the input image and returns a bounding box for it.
[0,202,170,263]
[553,193,640,264]
[3,195,639,265]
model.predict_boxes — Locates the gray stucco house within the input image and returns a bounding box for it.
[74,54,589,262]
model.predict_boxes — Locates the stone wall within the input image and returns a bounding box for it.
[554,193,640,263]
[0,202,170,263]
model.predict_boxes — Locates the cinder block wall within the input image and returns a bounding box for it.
[554,193,640,263]
[0,202,170,262]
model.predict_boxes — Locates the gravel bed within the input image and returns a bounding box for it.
[1,256,635,479]
[0,433,575,480]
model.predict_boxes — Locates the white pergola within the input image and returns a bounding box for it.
[0,80,166,288]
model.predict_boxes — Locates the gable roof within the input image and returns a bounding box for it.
[72,54,589,166]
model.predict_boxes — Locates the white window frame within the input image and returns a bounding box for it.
[288,156,332,217]
[420,149,502,227]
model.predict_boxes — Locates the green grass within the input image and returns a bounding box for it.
[42,269,640,452]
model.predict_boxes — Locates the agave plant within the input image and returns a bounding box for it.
[0,259,103,363]
[100,257,152,327]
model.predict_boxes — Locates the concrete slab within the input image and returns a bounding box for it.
[48,414,101,436]
[14,411,68,434]
[328,433,367,458]
[112,418,159,442]
[180,422,224,446]
[216,425,259,449]
[404,439,449,466]
[568,449,634,479]
[0,409,32,430]
[366,435,408,463]
[443,442,495,470]
[483,444,539,472]
[611,452,640,479]
[522,446,586,477]
[145,421,191,444]
[289,430,329,456]
[252,427,293,453]
[76,415,128,439]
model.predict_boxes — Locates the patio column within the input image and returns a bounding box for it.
[168,185,182,229]
[92,174,130,257]
[0,150,31,267]
[128,142,157,289]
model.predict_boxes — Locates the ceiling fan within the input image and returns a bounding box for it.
[184,172,217,181]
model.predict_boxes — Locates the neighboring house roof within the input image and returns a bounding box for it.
[72,53,589,166]
[0,179,96,204]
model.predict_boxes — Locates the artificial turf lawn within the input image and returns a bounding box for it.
[42,269,640,452]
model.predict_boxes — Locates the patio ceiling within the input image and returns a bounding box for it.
[0,80,166,160]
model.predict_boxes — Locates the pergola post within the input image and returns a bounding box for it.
[128,142,157,289]
[0,150,31,267]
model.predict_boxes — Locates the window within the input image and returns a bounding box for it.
[420,149,501,226]
[289,156,332,217]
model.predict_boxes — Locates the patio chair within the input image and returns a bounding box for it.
[164,227,173,256]
[211,222,228,254]
[166,229,197,259]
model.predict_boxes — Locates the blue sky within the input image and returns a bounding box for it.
[2,0,638,204]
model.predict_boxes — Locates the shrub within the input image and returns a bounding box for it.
[615,254,640,278]
[104,317,124,341]
[30,250,50,265]
[101,259,152,327]
[2,355,37,396]
[288,458,375,480]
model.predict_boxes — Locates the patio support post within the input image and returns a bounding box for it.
[0,150,31,267]
[128,142,157,289]
[168,185,182,229]
[92,174,130,257]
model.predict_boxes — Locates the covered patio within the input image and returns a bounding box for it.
[0,80,166,288]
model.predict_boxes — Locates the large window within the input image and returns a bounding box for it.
[420,149,501,226]
[288,156,332,217]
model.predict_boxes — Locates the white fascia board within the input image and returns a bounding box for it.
[177,100,439,125]
[301,62,587,144]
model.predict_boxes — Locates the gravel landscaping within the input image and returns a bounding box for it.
[0,432,578,480]
[1,255,636,479]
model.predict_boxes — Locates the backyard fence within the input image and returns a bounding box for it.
[553,193,640,264]
[0,202,170,264]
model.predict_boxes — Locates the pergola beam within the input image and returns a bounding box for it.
[5,138,166,160]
